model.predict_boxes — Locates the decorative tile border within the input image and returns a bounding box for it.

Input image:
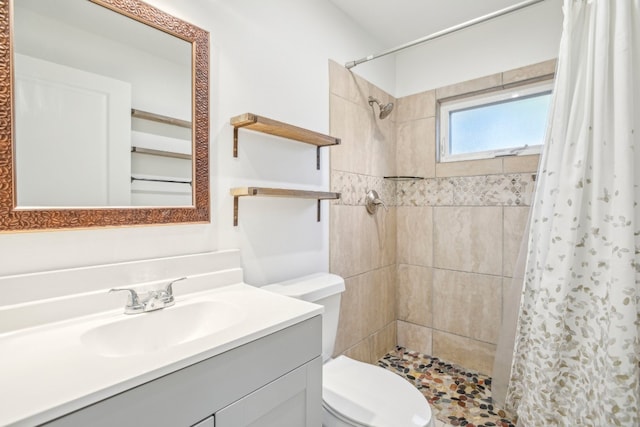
[331,170,397,206]
[333,170,536,208]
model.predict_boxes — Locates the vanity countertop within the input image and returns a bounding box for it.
[0,283,321,427]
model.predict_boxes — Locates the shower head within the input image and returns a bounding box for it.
[368,96,394,120]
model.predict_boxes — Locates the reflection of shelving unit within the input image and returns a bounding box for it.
[230,187,340,226]
[132,109,191,129]
[130,109,192,205]
[131,146,191,160]
[230,113,341,169]
[131,109,192,161]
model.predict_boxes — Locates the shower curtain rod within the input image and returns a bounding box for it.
[345,0,546,69]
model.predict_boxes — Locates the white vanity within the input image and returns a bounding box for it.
[0,250,322,427]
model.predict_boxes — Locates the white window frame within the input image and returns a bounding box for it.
[438,80,553,163]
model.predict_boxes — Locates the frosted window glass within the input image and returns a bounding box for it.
[449,92,551,155]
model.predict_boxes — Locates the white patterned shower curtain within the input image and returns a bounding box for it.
[497,0,640,425]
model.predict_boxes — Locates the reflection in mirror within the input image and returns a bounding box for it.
[0,0,210,231]
[14,0,192,207]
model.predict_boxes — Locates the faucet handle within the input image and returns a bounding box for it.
[373,197,388,211]
[109,287,142,307]
[365,190,388,214]
[163,277,187,298]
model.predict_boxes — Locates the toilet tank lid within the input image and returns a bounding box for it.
[262,273,345,302]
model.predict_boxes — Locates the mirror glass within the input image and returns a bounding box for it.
[0,0,210,231]
[14,0,193,207]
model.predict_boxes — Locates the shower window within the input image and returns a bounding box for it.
[438,80,552,162]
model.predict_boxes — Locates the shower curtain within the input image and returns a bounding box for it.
[496,0,640,425]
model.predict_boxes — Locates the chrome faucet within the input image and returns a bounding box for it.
[110,277,187,314]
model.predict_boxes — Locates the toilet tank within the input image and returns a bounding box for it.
[262,273,345,362]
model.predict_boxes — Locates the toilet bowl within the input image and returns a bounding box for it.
[263,273,434,427]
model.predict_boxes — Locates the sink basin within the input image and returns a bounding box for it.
[81,300,245,357]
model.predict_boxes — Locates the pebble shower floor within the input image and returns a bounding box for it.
[377,347,517,427]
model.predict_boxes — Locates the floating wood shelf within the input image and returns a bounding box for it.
[230,113,341,169]
[230,187,341,226]
[132,108,192,129]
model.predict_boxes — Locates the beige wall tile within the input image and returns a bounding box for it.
[333,273,368,355]
[432,331,496,376]
[342,339,372,364]
[329,59,364,105]
[503,155,540,173]
[503,207,530,277]
[330,205,372,278]
[397,321,433,355]
[366,266,397,334]
[396,118,436,178]
[435,158,503,177]
[334,267,396,356]
[502,277,511,323]
[435,74,502,100]
[329,84,395,177]
[502,59,557,85]
[371,206,397,269]
[432,269,502,344]
[370,114,397,179]
[329,94,372,174]
[371,321,397,362]
[433,206,503,275]
[397,264,432,327]
[397,90,436,122]
[397,206,433,267]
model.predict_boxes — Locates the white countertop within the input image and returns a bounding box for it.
[0,283,322,427]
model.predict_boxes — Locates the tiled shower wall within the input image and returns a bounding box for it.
[394,59,555,375]
[329,60,398,363]
[329,58,556,374]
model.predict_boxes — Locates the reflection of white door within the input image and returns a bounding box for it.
[14,54,131,207]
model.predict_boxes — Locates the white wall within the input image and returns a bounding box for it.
[0,0,563,295]
[14,5,191,120]
[0,0,393,291]
[394,0,563,97]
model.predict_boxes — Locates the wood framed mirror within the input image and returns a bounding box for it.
[0,0,209,231]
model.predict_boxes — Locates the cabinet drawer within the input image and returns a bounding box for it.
[216,356,321,427]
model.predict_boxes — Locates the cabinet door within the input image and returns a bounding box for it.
[14,54,131,206]
[215,357,321,427]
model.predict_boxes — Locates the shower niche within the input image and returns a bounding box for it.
[229,113,341,226]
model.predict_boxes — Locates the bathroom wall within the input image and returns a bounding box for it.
[394,0,563,96]
[0,0,396,299]
[329,60,398,363]
[395,60,555,374]
[1,0,565,360]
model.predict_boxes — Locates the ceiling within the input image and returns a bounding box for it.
[327,0,537,48]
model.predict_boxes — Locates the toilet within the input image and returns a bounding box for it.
[263,273,434,427]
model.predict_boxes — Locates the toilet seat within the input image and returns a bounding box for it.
[323,356,433,427]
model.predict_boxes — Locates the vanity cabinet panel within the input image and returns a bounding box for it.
[43,316,321,427]
[216,356,322,427]
[192,416,214,427]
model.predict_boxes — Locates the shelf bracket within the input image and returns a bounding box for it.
[233,196,239,226]
[230,187,340,226]
[233,127,239,158]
